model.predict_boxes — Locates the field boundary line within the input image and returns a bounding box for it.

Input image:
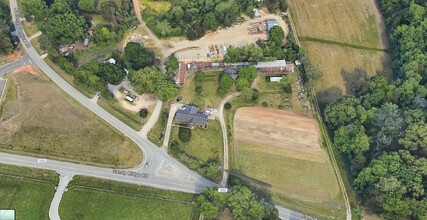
[300,36,387,52]
[0,173,57,187]
[286,8,301,47]
[311,89,351,220]
[67,185,195,205]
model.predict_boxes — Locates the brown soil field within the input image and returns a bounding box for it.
[0,69,142,168]
[233,107,344,218]
[234,107,323,158]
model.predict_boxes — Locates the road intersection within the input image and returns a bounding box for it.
[0,1,311,219]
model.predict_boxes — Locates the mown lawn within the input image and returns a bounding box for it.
[98,95,146,131]
[60,176,196,220]
[0,164,58,220]
[147,103,169,147]
[139,0,171,12]
[177,71,224,108]
[169,120,223,164]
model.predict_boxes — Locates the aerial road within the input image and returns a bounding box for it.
[2,1,312,219]
[6,0,216,191]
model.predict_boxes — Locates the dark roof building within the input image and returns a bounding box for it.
[224,69,238,80]
[175,105,208,128]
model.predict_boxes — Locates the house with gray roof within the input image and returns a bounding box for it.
[174,105,208,128]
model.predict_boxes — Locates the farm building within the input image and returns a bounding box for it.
[175,63,187,86]
[174,105,208,128]
[224,69,238,80]
[266,19,279,31]
[256,60,289,73]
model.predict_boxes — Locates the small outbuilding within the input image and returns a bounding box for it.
[83,38,89,47]
[266,19,279,31]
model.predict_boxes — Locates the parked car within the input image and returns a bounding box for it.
[176,96,183,102]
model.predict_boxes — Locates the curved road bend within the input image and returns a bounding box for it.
[8,0,216,189]
[0,53,31,78]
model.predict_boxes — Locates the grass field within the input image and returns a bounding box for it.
[169,120,223,164]
[147,104,169,146]
[60,176,196,220]
[232,107,345,219]
[98,95,146,131]
[287,0,391,97]
[139,0,171,12]
[0,164,58,220]
[0,70,142,168]
[177,71,225,109]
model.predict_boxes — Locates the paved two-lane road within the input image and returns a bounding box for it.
[7,0,216,193]
[0,53,32,78]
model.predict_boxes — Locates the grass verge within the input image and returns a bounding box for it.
[98,95,146,131]
[177,70,224,108]
[0,164,58,220]
[147,104,169,146]
[169,121,222,164]
[60,176,197,220]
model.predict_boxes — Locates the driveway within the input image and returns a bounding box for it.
[162,103,183,150]
[217,93,240,186]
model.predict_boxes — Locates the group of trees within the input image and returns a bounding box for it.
[142,0,259,40]
[169,140,222,180]
[73,59,125,88]
[197,184,278,219]
[217,66,257,97]
[224,26,300,63]
[0,2,14,55]
[23,0,136,50]
[129,65,177,101]
[323,1,427,218]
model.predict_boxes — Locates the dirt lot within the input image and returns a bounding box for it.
[0,67,142,168]
[287,0,391,95]
[233,107,344,218]
[168,11,288,62]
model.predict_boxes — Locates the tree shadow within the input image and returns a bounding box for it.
[228,170,274,202]
[315,86,343,110]
[340,68,368,95]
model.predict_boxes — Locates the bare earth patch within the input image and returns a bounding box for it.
[0,69,142,168]
[233,107,342,213]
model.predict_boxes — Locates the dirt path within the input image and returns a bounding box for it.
[218,93,240,186]
[312,89,351,220]
[132,0,168,57]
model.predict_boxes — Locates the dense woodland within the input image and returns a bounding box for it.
[0,1,15,55]
[142,0,287,40]
[323,0,427,218]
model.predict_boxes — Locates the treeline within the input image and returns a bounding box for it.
[196,180,279,219]
[0,1,15,55]
[142,0,288,40]
[24,0,136,50]
[142,0,256,40]
[323,1,427,218]
[224,26,300,63]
